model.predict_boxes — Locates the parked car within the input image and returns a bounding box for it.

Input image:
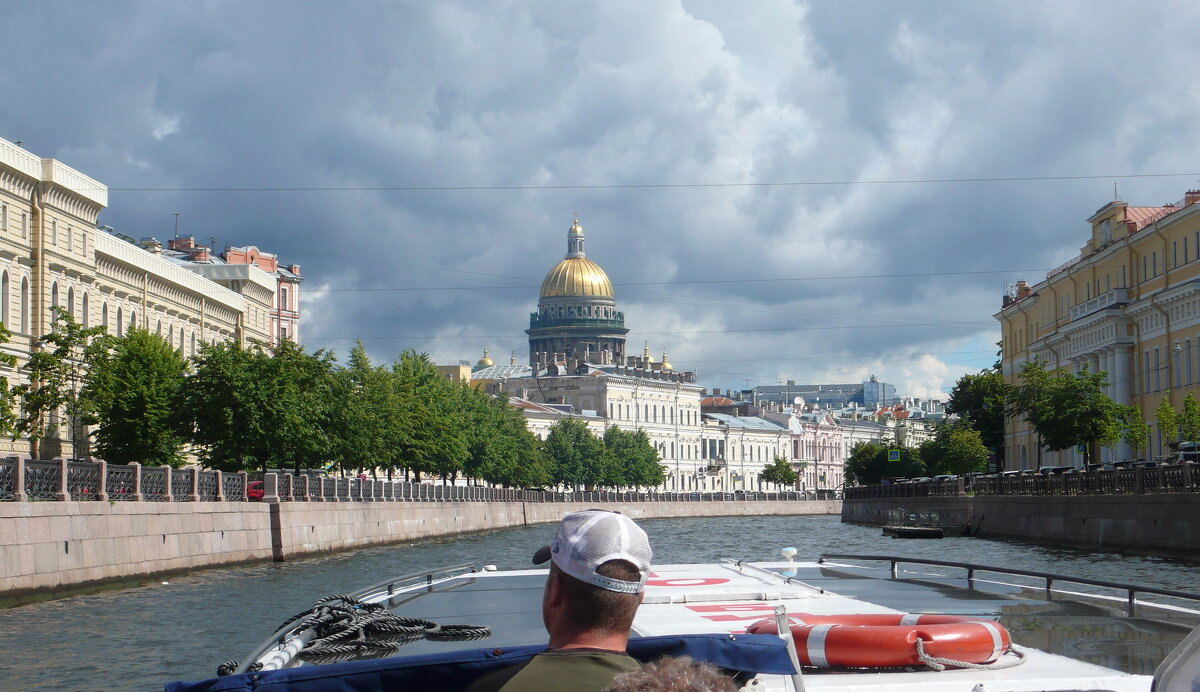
[247,481,264,501]
[1168,441,1200,464]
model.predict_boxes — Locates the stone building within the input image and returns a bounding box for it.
[997,190,1200,468]
[0,136,285,458]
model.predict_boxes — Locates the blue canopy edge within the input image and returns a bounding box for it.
[164,633,797,692]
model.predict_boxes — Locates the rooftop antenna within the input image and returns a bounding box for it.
[174,213,180,238]
[1114,181,1122,202]
[13,140,22,148]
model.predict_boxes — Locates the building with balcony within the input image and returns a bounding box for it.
[997,190,1200,469]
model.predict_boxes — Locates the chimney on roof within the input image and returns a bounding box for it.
[140,237,162,255]
[168,236,195,252]
[1186,190,1200,207]
[287,264,301,275]
[1016,280,1032,299]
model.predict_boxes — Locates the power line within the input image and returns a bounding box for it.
[301,321,994,342]
[102,171,1200,192]
[318,268,1045,292]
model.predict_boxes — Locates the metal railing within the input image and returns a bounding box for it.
[0,458,821,504]
[845,464,1200,499]
[817,553,1200,616]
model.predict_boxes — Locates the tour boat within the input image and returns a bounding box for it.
[166,552,1200,691]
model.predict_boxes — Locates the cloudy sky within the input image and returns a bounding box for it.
[4,0,1200,399]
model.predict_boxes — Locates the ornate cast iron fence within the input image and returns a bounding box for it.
[25,461,62,500]
[107,464,137,500]
[142,466,169,501]
[0,458,14,500]
[223,473,246,501]
[67,461,101,501]
[198,471,219,501]
[171,469,194,501]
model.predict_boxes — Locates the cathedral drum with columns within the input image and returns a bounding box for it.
[526,219,628,366]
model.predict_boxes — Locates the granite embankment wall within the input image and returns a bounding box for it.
[1,499,839,599]
[842,495,1200,559]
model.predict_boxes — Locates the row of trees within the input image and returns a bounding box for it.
[0,309,666,488]
[844,419,990,485]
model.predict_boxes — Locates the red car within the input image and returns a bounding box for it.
[247,481,264,501]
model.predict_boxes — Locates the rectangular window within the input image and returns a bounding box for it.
[20,212,27,239]
[1186,237,1190,264]
[1174,241,1178,268]
[0,203,5,232]
[1176,346,1183,388]
[1153,252,1158,277]
[1154,348,1161,391]
[50,220,56,246]
[1188,339,1193,386]
[1143,257,1149,282]
[1144,352,1151,394]
[280,286,289,310]
[1106,274,1111,291]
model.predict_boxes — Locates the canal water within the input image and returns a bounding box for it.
[2,514,1198,691]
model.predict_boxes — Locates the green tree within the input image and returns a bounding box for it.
[946,367,1006,465]
[544,418,604,489]
[328,343,394,474]
[600,426,663,489]
[1156,395,1179,448]
[1008,361,1126,466]
[14,306,105,459]
[484,399,550,488]
[1122,407,1152,462]
[184,341,271,471]
[918,420,989,476]
[759,455,798,488]
[81,328,189,466]
[270,341,338,471]
[391,350,466,483]
[1181,392,1200,444]
[844,440,925,485]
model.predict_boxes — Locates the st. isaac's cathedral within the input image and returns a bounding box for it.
[471,219,797,492]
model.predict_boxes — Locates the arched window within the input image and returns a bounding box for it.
[168,324,173,344]
[20,277,28,332]
[190,331,196,355]
[81,293,88,328]
[102,303,109,332]
[116,307,123,335]
[67,287,74,321]
[0,271,8,328]
[130,310,137,331]
[156,319,161,335]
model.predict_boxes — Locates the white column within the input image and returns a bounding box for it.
[1113,345,1133,463]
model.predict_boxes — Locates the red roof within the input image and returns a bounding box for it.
[701,396,736,406]
[1127,206,1170,230]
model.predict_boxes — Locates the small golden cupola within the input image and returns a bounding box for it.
[475,348,494,370]
[661,352,672,370]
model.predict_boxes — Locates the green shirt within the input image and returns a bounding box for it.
[465,648,641,692]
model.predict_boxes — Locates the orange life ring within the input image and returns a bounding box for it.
[745,613,1011,668]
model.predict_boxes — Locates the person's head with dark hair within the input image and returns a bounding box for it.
[606,656,737,692]
[533,510,652,650]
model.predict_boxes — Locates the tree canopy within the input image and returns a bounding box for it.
[946,367,1005,464]
[759,455,798,487]
[918,419,989,476]
[1007,361,1127,465]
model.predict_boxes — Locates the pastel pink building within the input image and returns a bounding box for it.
[165,237,302,345]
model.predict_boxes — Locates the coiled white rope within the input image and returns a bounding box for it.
[915,639,1028,672]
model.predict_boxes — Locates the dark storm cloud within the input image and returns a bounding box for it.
[3,0,1200,396]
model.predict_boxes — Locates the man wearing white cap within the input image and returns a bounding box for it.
[467,510,654,692]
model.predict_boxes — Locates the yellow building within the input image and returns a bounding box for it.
[0,136,277,458]
[997,190,1200,469]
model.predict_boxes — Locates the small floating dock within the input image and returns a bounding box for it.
[883,507,971,539]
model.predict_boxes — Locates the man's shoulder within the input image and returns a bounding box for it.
[466,649,640,692]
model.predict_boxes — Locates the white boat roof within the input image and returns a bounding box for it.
[622,561,1154,692]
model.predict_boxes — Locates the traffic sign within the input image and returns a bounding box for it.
[887,449,901,462]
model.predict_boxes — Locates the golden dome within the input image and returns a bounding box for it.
[539,257,614,298]
[661,352,672,370]
[475,348,494,369]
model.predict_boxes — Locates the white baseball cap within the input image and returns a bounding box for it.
[532,510,653,593]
